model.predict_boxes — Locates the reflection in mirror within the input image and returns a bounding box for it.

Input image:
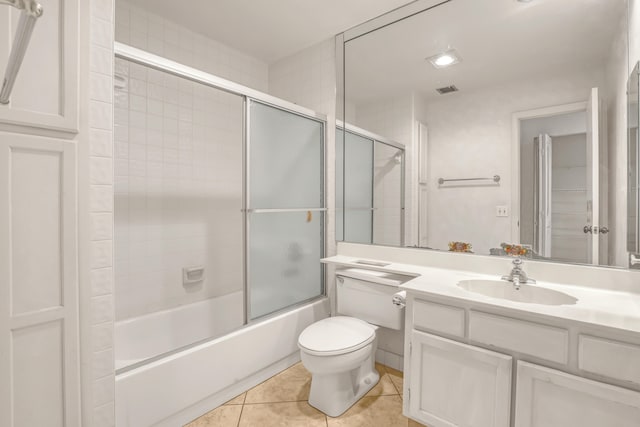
[629,62,639,255]
[339,0,637,268]
[336,124,405,245]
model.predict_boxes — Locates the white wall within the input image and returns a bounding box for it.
[115,1,268,92]
[422,68,605,255]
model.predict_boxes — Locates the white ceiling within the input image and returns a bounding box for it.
[345,0,627,105]
[126,0,416,63]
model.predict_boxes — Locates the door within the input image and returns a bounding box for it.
[408,331,512,427]
[247,100,325,320]
[418,122,429,247]
[515,361,640,427]
[534,134,552,257]
[585,87,608,264]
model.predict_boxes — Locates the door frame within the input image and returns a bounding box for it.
[510,101,587,243]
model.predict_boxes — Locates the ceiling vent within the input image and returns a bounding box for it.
[436,85,459,95]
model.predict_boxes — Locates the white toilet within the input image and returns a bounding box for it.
[298,268,407,417]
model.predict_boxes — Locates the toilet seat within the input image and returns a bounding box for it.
[298,316,376,357]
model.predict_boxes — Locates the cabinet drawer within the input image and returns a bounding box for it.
[413,299,465,338]
[579,335,640,386]
[469,311,568,364]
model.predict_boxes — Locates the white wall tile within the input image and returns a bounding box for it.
[92,348,115,379]
[92,322,115,353]
[93,375,115,407]
[90,157,114,185]
[91,295,115,325]
[93,402,115,427]
[90,129,113,158]
[91,240,113,270]
[91,213,114,241]
[91,267,114,297]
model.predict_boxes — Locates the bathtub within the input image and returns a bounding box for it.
[115,292,245,370]
[115,297,330,426]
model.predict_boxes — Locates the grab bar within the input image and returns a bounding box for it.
[438,175,500,185]
[0,0,43,105]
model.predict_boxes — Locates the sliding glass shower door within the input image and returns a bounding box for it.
[247,100,325,320]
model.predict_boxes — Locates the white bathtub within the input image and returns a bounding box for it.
[115,297,330,427]
[115,292,244,370]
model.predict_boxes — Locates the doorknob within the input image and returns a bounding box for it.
[583,225,592,234]
[599,226,609,234]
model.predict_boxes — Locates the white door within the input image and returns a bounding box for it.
[585,87,608,264]
[417,122,429,247]
[0,135,80,427]
[515,361,640,427]
[408,331,512,427]
[534,134,553,257]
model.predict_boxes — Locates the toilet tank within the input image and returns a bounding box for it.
[336,268,411,330]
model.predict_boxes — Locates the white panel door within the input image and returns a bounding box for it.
[584,87,601,265]
[408,331,512,427]
[0,133,80,427]
[515,361,640,427]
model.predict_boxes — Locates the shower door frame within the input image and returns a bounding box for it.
[336,121,406,246]
[114,42,328,333]
[244,98,327,322]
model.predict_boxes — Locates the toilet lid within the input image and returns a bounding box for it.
[298,316,375,356]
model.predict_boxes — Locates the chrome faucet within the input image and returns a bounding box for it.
[501,258,535,290]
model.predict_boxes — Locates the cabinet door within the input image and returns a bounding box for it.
[515,361,640,427]
[408,331,512,427]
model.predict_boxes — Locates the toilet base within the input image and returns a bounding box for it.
[306,348,379,417]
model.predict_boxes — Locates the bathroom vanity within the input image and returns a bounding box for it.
[323,245,640,427]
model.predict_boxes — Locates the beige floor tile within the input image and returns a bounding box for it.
[244,362,311,403]
[239,401,327,427]
[184,404,242,427]
[366,364,400,397]
[385,366,404,395]
[224,392,246,405]
[408,419,429,427]
[326,395,408,427]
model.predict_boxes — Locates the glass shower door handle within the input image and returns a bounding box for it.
[246,208,328,213]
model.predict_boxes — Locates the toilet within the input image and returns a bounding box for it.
[298,268,408,417]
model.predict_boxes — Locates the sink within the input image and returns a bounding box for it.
[457,279,578,306]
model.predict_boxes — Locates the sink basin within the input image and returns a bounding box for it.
[457,280,577,306]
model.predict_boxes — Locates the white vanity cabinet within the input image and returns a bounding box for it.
[515,361,640,427]
[404,296,640,427]
[408,331,512,427]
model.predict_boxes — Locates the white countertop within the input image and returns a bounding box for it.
[322,255,640,335]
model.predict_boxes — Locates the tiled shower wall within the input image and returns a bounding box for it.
[112,0,270,322]
[113,59,245,321]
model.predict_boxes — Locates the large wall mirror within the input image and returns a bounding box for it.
[337,0,640,270]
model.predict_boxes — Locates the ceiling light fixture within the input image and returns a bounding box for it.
[427,49,462,69]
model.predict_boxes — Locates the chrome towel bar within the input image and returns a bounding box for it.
[0,0,43,105]
[438,175,500,185]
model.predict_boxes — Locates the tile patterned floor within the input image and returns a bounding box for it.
[185,362,427,427]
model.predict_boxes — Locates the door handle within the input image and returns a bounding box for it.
[583,225,609,234]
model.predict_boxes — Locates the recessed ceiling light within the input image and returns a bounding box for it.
[427,50,462,69]
[517,0,534,2]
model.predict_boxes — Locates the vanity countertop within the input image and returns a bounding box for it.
[322,255,640,335]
